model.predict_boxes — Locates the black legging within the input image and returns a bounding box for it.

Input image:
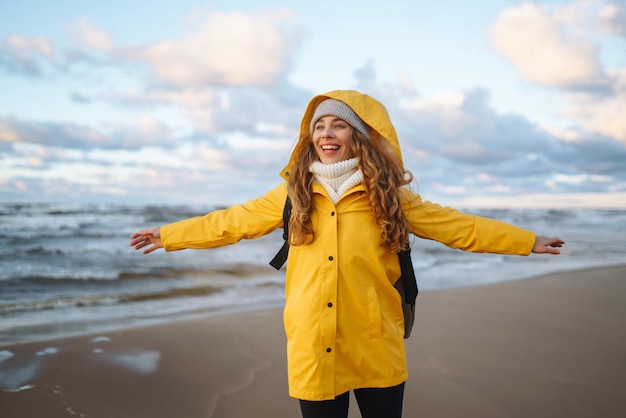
[299,382,405,418]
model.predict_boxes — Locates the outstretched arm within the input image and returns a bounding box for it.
[532,236,564,254]
[130,226,163,254]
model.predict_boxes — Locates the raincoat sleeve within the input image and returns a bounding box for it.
[160,183,287,251]
[401,189,535,256]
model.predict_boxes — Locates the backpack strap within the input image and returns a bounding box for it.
[269,196,292,270]
[398,247,418,305]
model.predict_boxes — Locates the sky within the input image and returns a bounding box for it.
[1,0,625,208]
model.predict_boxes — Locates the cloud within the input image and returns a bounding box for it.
[1,8,302,116]
[205,85,310,135]
[65,17,113,51]
[349,67,626,202]
[551,130,626,177]
[597,1,626,35]
[3,73,626,205]
[69,92,93,104]
[489,2,603,89]
[0,34,56,76]
[93,79,313,141]
[0,106,296,204]
[132,11,296,89]
[568,104,626,141]
[0,115,177,150]
[55,9,307,138]
[393,87,555,167]
[489,1,626,144]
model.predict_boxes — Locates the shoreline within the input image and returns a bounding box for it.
[4,263,624,348]
[1,265,625,417]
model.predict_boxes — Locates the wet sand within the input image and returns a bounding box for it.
[1,265,625,418]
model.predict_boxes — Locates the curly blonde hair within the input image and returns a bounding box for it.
[287,129,413,253]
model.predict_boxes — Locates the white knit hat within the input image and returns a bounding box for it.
[310,99,370,138]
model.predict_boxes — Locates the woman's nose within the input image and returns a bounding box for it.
[320,126,334,138]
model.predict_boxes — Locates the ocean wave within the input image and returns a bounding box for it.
[0,295,120,315]
[0,286,222,315]
[0,261,280,283]
[24,246,62,255]
[118,285,223,302]
[0,279,284,317]
[117,263,279,280]
[0,225,130,240]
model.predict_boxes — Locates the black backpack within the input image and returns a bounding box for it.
[269,197,418,338]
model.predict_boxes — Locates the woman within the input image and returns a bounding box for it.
[131,90,564,418]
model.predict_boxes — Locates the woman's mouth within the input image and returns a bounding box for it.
[321,144,340,152]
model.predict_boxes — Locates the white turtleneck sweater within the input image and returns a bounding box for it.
[310,158,364,204]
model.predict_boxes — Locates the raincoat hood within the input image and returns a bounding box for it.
[281,90,404,179]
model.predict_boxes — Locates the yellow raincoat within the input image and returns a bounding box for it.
[160,90,536,401]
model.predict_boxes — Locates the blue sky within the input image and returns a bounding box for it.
[1,0,625,208]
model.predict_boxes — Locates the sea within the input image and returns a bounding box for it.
[1,202,625,346]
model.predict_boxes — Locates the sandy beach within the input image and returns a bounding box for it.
[1,265,625,418]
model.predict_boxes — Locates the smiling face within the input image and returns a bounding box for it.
[311,115,355,164]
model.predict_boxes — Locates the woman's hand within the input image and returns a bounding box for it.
[532,236,565,254]
[130,226,163,254]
